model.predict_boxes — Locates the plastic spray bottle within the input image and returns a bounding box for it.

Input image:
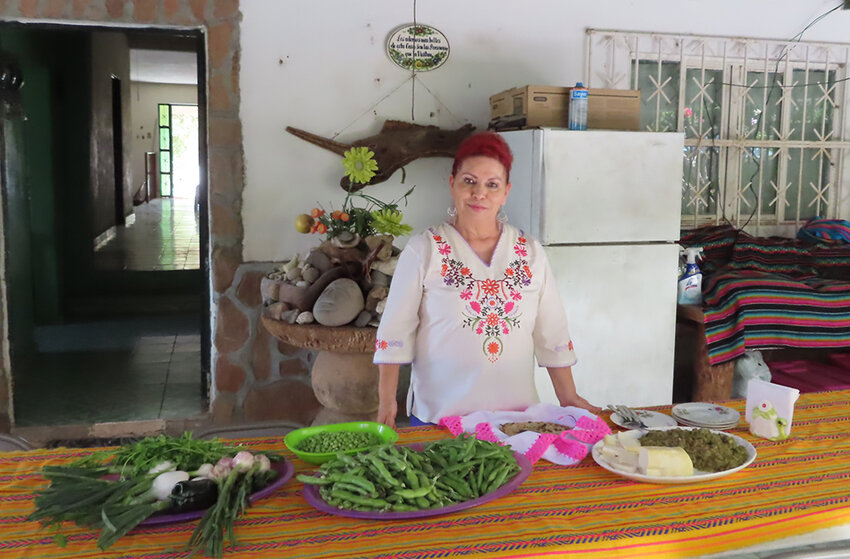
[677,247,704,305]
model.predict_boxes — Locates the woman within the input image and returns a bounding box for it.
[374,132,598,428]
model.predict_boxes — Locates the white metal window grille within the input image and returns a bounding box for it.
[586,30,850,236]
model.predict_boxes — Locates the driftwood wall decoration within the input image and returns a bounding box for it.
[285,120,476,191]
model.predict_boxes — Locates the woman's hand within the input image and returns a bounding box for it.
[376,399,397,429]
[547,365,601,415]
[377,364,401,429]
[559,394,601,416]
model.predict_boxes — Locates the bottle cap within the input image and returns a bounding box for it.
[576,82,583,87]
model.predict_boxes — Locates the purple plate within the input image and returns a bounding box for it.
[140,459,294,525]
[302,446,532,520]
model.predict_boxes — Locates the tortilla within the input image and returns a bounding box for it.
[499,421,568,437]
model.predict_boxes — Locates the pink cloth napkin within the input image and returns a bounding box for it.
[439,403,611,465]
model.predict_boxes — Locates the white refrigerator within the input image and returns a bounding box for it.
[499,129,685,407]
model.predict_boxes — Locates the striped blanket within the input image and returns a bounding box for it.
[704,268,850,365]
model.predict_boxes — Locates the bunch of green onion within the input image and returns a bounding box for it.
[29,435,278,558]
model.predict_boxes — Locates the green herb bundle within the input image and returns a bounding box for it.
[187,455,277,557]
[30,464,172,550]
[29,434,279,558]
[76,432,240,478]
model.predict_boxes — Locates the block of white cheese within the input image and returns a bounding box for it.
[600,433,641,472]
[617,431,642,452]
[638,446,694,477]
[600,445,639,470]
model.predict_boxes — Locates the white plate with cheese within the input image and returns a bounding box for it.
[591,426,757,485]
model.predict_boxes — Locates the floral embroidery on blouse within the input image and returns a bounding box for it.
[375,339,403,351]
[432,229,533,362]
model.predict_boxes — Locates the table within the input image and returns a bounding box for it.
[2,390,850,558]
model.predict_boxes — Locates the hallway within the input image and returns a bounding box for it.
[94,197,200,271]
[13,197,205,428]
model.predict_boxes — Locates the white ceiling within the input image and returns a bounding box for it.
[130,49,198,85]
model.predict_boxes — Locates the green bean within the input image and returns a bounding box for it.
[475,462,486,494]
[296,474,332,485]
[335,473,376,494]
[469,467,479,495]
[335,481,371,496]
[484,463,511,494]
[330,488,390,509]
[365,455,401,487]
[441,475,473,498]
[378,447,408,472]
[404,466,420,490]
[307,435,520,513]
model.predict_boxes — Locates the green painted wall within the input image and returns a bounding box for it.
[0,28,90,335]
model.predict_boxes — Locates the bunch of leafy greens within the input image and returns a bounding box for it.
[31,434,280,557]
[105,433,239,477]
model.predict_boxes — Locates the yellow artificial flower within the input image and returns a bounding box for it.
[342,146,379,185]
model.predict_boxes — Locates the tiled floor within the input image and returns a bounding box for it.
[14,313,205,427]
[94,197,200,271]
[14,195,205,428]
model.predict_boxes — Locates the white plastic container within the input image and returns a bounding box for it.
[746,379,800,441]
[568,83,588,130]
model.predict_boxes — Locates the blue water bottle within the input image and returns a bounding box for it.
[568,82,588,130]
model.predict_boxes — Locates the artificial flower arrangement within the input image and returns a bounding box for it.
[29,433,284,558]
[294,146,414,244]
[263,146,415,328]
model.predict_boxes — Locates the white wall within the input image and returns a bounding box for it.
[129,81,197,198]
[241,0,850,262]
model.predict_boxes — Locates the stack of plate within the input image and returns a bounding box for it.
[671,402,741,430]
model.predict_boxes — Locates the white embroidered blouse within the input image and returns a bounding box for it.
[373,222,577,423]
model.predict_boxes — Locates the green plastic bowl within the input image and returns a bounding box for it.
[284,421,398,464]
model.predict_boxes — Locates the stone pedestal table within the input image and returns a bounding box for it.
[261,316,379,425]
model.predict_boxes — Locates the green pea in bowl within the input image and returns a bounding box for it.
[284,421,398,464]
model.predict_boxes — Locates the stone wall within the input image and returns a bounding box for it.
[0,0,313,431]
[212,264,320,425]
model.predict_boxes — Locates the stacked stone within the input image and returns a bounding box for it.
[261,234,398,329]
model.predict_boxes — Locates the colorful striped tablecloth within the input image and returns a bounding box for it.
[2,390,850,558]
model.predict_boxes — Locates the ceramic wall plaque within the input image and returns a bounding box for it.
[386,24,449,72]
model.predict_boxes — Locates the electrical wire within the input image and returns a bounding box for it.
[736,2,843,230]
[411,0,417,121]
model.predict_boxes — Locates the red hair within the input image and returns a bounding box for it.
[452,132,513,182]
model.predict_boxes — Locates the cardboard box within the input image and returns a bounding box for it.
[490,85,570,130]
[587,89,641,131]
[489,85,640,131]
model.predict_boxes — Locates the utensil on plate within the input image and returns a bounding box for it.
[607,405,648,430]
[618,405,649,429]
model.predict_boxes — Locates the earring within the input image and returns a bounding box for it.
[497,208,508,224]
[447,206,457,218]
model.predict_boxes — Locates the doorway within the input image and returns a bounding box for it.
[0,25,210,429]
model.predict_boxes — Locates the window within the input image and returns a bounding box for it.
[158,103,173,197]
[587,30,850,235]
